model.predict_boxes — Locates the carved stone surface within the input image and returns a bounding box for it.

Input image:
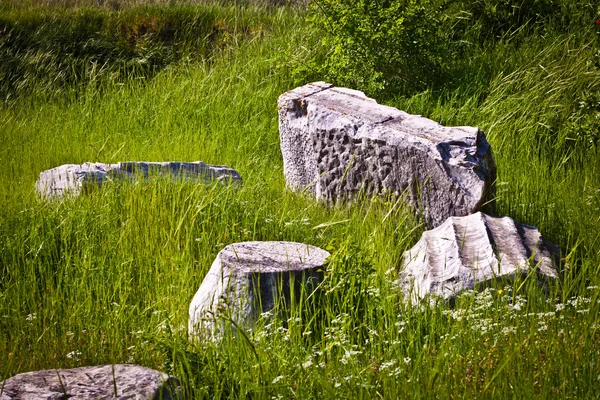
[0,364,181,400]
[399,212,560,302]
[189,241,329,339]
[36,161,242,198]
[278,82,496,227]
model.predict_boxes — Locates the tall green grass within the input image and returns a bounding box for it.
[0,1,599,398]
[0,0,291,102]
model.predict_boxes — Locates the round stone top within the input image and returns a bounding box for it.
[219,241,330,273]
[0,364,178,400]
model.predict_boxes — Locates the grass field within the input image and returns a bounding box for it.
[1,1,599,398]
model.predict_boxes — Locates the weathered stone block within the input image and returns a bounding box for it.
[36,161,241,198]
[398,212,560,303]
[0,364,180,400]
[189,241,329,340]
[278,82,496,227]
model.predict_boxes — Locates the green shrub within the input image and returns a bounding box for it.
[305,0,596,99]
[307,0,450,96]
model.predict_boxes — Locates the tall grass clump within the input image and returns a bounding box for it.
[0,0,285,102]
[0,0,599,398]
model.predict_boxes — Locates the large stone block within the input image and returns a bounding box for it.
[189,241,329,340]
[278,82,496,227]
[398,212,560,303]
[36,161,242,198]
[0,364,180,400]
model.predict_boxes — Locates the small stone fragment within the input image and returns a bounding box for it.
[36,161,242,198]
[188,241,329,340]
[398,212,560,303]
[278,82,496,228]
[0,364,181,400]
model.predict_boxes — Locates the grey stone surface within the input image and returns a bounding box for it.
[278,82,496,228]
[36,161,242,198]
[0,364,181,400]
[189,241,329,339]
[398,212,560,303]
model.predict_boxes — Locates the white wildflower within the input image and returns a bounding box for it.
[379,360,396,371]
[502,326,517,335]
[537,322,548,332]
[66,350,81,360]
[537,312,555,318]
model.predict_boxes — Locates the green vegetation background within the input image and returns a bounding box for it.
[0,0,599,398]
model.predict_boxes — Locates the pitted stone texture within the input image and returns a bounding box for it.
[399,212,560,303]
[36,161,242,198]
[278,82,496,228]
[0,364,181,400]
[189,241,329,339]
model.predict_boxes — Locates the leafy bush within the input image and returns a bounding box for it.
[308,0,450,96]
[306,0,596,99]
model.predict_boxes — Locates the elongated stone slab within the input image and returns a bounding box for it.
[189,241,329,340]
[398,212,560,302]
[36,161,242,198]
[0,364,180,400]
[278,82,496,227]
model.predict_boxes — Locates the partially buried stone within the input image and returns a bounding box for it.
[36,161,242,198]
[188,241,330,340]
[398,212,560,303]
[278,82,496,228]
[0,364,181,400]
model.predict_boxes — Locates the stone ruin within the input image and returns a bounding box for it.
[36,161,242,198]
[189,241,329,340]
[398,212,560,303]
[0,364,181,400]
[278,82,562,304]
[278,82,496,228]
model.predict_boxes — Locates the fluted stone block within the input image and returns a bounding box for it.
[0,364,180,400]
[36,161,242,198]
[278,82,496,228]
[399,212,560,302]
[189,241,329,339]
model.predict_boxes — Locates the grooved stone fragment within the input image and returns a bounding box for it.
[36,161,242,198]
[399,212,560,302]
[0,364,181,400]
[278,82,496,227]
[189,241,329,340]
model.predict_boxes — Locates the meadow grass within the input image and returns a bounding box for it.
[0,1,599,398]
